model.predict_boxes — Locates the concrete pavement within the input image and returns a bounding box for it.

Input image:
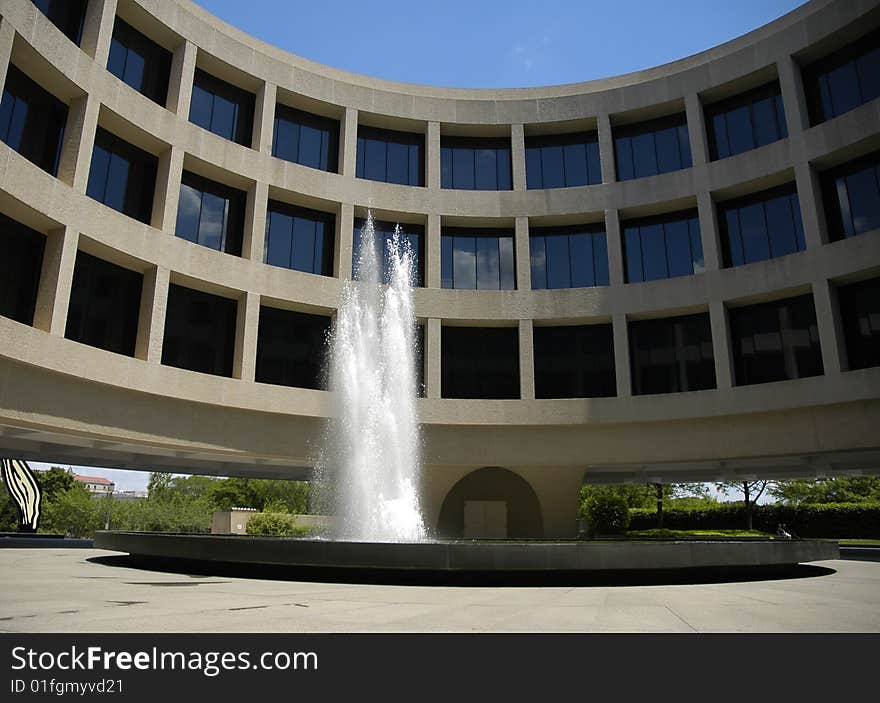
[1,548,878,632]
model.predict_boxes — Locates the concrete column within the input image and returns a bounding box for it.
[242,181,268,263]
[151,145,185,234]
[696,191,722,272]
[812,278,846,375]
[334,203,354,279]
[339,107,358,177]
[426,121,441,190]
[511,124,526,191]
[253,82,276,154]
[518,319,535,400]
[135,266,170,363]
[233,291,260,381]
[33,225,79,336]
[426,213,441,288]
[709,301,734,389]
[597,114,616,184]
[80,0,117,66]
[685,93,709,166]
[0,18,15,95]
[795,161,828,249]
[514,216,531,291]
[167,40,198,117]
[56,94,100,191]
[426,317,441,399]
[612,312,632,397]
[605,209,625,286]
[777,55,810,134]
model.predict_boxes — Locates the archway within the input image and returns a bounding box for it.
[436,467,544,539]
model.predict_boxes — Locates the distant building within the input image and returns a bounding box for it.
[73,474,115,495]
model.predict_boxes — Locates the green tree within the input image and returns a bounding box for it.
[36,466,76,501]
[716,480,771,530]
[770,477,880,505]
[41,483,101,537]
[579,486,630,536]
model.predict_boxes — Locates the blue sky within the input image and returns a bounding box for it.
[194,0,806,89]
[34,2,803,497]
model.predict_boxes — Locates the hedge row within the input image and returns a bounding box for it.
[628,502,880,538]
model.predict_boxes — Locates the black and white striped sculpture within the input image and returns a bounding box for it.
[1,458,42,533]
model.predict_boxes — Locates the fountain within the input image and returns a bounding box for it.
[316,212,426,542]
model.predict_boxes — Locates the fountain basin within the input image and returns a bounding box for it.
[94,531,838,574]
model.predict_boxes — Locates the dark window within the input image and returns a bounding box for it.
[718,183,805,267]
[525,132,601,188]
[65,251,142,357]
[706,82,788,160]
[629,313,716,395]
[106,18,171,106]
[441,227,515,290]
[161,284,236,377]
[264,201,334,276]
[441,326,519,399]
[837,277,880,371]
[355,126,423,186]
[614,113,692,181]
[273,104,339,172]
[623,210,703,283]
[803,30,880,125]
[441,136,512,190]
[31,0,87,46]
[529,225,609,289]
[86,127,157,223]
[534,324,616,398]
[352,218,423,286]
[0,64,67,175]
[0,212,44,325]
[820,150,880,241]
[189,69,254,147]
[255,306,330,389]
[729,294,823,386]
[175,171,245,256]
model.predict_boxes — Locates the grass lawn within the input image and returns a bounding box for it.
[835,539,880,547]
[625,529,772,539]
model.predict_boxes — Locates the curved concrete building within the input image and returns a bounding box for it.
[0,0,878,538]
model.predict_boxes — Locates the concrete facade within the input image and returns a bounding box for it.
[0,0,879,538]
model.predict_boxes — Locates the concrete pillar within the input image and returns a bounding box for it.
[151,145,185,234]
[167,39,197,117]
[511,124,526,191]
[242,181,268,263]
[233,291,260,381]
[514,216,531,291]
[0,18,15,95]
[812,278,845,375]
[426,317,441,399]
[518,319,535,400]
[253,81,276,154]
[696,190,722,272]
[33,225,79,336]
[80,0,117,66]
[777,55,810,134]
[612,312,632,397]
[135,266,170,363]
[709,301,734,389]
[426,121,441,189]
[685,93,709,166]
[426,213,441,288]
[605,209,625,286]
[56,94,100,191]
[597,114,616,184]
[795,161,828,248]
[339,107,358,177]
[334,203,354,279]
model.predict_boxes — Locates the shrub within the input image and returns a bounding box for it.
[582,491,631,536]
[246,512,312,537]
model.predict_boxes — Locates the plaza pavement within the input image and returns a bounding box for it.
[1,548,878,632]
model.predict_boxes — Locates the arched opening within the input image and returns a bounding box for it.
[437,467,544,539]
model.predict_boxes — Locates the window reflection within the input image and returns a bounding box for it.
[623,210,703,283]
[629,313,716,395]
[441,137,512,190]
[442,228,515,290]
[821,151,880,241]
[614,113,691,181]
